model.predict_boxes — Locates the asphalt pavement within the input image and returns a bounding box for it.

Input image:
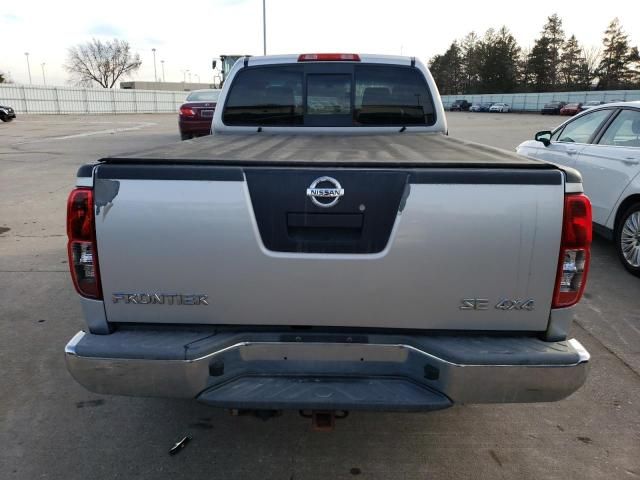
[1,112,638,480]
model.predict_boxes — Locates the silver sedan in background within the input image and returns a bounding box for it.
[517,101,640,275]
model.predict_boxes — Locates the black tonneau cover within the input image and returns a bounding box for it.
[99,132,582,183]
[105,133,545,168]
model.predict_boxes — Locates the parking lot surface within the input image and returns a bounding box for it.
[1,113,639,480]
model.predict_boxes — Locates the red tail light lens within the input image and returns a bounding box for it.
[553,194,592,308]
[180,106,196,117]
[67,188,102,299]
[298,53,361,62]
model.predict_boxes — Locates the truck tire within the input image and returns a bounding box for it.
[615,202,640,277]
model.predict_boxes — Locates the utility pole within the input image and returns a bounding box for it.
[24,52,32,84]
[161,60,165,82]
[188,70,191,82]
[41,63,46,85]
[195,74,200,83]
[262,0,266,55]
[152,48,157,82]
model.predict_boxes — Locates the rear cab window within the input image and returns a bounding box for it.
[186,90,220,102]
[221,67,304,125]
[222,63,435,127]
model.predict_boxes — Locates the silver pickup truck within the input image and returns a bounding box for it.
[65,54,592,417]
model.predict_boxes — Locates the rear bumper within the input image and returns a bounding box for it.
[178,119,212,135]
[65,330,590,411]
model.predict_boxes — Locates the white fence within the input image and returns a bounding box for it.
[0,84,189,114]
[441,90,640,112]
[3,84,640,115]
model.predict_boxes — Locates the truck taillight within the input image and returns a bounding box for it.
[67,188,102,299]
[297,53,361,62]
[553,194,592,308]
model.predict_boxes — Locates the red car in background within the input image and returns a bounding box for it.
[178,89,221,140]
[559,103,583,116]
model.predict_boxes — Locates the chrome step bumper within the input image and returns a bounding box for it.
[65,330,589,410]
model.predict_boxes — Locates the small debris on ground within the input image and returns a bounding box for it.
[169,435,192,455]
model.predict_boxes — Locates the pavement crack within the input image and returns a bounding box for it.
[488,449,503,468]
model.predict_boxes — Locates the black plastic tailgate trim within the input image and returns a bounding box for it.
[94,163,563,185]
[95,163,244,181]
[409,169,562,185]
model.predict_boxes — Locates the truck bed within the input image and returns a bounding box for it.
[103,132,554,169]
[84,131,572,333]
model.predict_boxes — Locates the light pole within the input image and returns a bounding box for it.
[152,48,157,82]
[41,63,46,85]
[195,74,200,83]
[262,0,266,55]
[182,70,186,82]
[24,52,32,84]
[188,70,191,82]
[161,60,165,82]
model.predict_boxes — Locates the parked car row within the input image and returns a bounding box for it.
[543,100,626,116]
[518,101,640,275]
[469,103,493,112]
[457,101,511,113]
[450,99,628,116]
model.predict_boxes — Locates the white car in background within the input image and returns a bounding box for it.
[489,103,510,113]
[517,101,640,275]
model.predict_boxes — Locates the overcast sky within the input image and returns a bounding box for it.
[1,0,639,87]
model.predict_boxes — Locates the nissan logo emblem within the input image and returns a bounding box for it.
[306,176,344,208]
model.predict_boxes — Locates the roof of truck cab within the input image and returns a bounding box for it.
[245,53,414,67]
[105,132,550,168]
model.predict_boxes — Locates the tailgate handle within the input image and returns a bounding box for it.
[287,213,363,229]
[286,213,363,243]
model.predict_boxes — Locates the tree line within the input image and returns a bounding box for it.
[429,15,640,95]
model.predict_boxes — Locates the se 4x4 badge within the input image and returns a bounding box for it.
[460,298,535,311]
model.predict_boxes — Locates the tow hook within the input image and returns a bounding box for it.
[300,410,349,432]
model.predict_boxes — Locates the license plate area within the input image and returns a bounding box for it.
[201,109,214,118]
[238,343,408,363]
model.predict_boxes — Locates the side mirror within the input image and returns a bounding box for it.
[535,130,552,147]
[212,60,217,70]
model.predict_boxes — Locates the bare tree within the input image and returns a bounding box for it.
[578,46,601,89]
[64,39,142,88]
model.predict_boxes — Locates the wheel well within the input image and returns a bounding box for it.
[614,194,640,231]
